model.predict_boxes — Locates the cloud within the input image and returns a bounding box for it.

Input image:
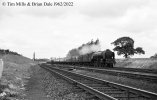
[0,0,157,58]
[78,0,148,18]
[117,3,157,33]
[23,5,75,18]
[92,0,157,34]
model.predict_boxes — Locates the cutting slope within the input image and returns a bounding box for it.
[2,54,34,64]
[0,54,36,99]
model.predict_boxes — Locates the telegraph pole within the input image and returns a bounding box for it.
[33,52,35,61]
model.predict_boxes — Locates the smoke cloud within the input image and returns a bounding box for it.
[66,39,101,58]
[79,42,101,55]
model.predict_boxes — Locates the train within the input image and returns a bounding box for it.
[51,49,116,68]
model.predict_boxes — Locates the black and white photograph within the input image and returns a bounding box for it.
[0,0,157,99]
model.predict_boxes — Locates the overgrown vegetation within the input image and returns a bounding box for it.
[0,49,21,56]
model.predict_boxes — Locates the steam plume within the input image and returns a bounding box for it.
[66,39,101,58]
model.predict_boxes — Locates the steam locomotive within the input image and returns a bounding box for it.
[51,49,116,68]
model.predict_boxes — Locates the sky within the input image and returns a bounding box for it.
[0,0,157,59]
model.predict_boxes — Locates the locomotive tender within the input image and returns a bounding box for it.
[52,49,116,68]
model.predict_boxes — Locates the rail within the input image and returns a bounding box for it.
[40,63,157,100]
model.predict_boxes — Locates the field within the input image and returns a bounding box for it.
[115,58,157,69]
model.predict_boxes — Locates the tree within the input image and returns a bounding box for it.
[111,37,145,58]
[150,53,157,58]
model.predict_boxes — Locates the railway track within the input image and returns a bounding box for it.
[50,62,157,74]
[54,64,157,83]
[40,63,157,100]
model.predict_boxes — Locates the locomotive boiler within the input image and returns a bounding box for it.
[91,49,115,67]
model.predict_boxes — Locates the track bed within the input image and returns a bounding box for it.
[41,63,157,100]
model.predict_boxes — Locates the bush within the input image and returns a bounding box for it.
[150,53,157,58]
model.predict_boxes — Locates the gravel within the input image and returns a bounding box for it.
[23,65,87,100]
